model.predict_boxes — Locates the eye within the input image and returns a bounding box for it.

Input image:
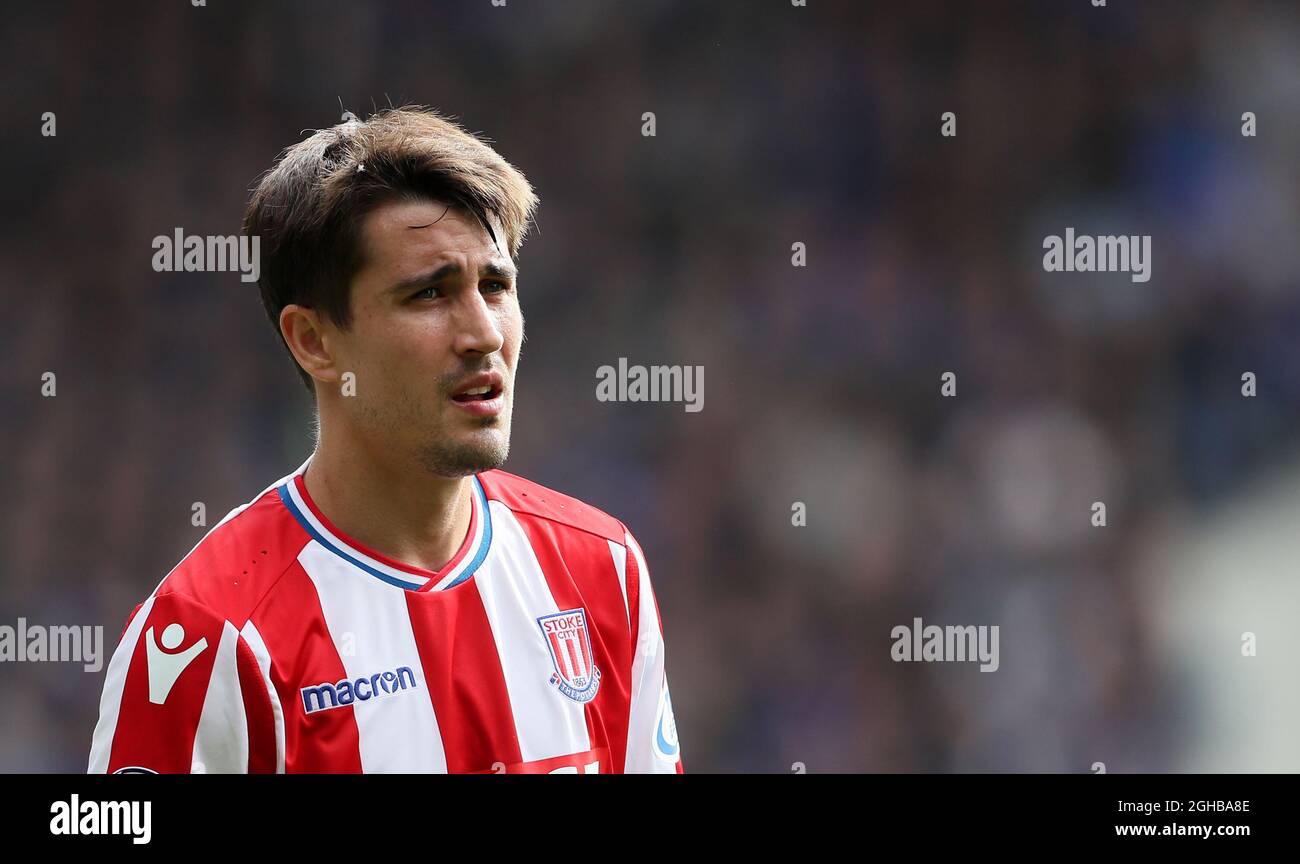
[411,285,442,301]
[482,280,510,294]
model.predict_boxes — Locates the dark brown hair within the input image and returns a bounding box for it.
[242,107,539,389]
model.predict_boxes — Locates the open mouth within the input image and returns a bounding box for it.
[450,384,503,404]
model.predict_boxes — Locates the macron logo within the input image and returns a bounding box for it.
[144,623,209,705]
[301,666,419,715]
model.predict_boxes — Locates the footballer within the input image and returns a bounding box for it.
[88,108,683,774]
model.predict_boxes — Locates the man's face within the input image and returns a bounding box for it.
[328,197,522,477]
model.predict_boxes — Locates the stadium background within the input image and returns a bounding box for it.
[2,0,1299,772]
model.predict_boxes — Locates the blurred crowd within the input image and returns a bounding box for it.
[2,0,1298,771]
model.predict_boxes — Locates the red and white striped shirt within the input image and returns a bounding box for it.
[89,458,683,774]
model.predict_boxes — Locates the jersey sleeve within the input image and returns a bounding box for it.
[621,531,684,774]
[88,591,282,774]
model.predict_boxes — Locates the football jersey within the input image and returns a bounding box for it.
[88,457,683,774]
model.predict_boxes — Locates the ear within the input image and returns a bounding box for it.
[279,304,342,385]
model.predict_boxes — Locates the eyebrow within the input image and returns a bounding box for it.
[390,260,518,294]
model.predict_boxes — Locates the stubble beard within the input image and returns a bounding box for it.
[416,414,511,478]
[357,384,513,479]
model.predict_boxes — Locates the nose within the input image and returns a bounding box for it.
[451,291,505,358]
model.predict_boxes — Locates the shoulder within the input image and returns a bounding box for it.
[150,483,310,627]
[478,470,652,649]
[477,469,629,546]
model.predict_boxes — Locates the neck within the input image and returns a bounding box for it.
[303,411,473,574]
